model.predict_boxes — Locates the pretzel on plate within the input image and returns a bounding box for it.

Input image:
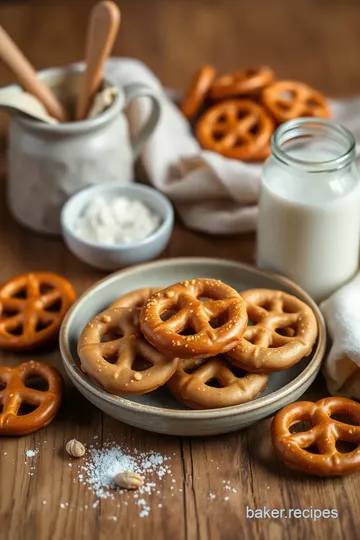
[0,360,63,436]
[140,278,248,359]
[0,272,76,351]
[168,355,268,409]
[227,289,318,372]
[180,64,217,120]
[271,397,360,476]
[78,307,180,394]
[110,288,162,309]
[209,66,274,100]
[261,80,330,123]
[196,99,274,161]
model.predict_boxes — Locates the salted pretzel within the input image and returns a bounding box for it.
[271,397,360,476]
[227,289,317,372]
[140,278,248,359]
[168,355,268,409]
[261,80,330,123]
[110,287,162,309]
[78,307,180,394]
[196,99,274,161]
[0,272,76,351]
[0,360,63,436]
[180,65,217,119]
[209,66,274,100]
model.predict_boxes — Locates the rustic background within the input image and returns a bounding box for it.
[1,1,360,540]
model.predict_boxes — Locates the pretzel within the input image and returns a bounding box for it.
[78,307,180,394]
[227,289,317,372]
[0,361,63,436]
[110,288,162,309]
[196,100,274,161]
[180,64,217,120]
[271,397,360,476]
[168,355,268,409]
[209,66,274,100]
[140,278,248,359]
[261,80,330,123]
[0,272,76,351]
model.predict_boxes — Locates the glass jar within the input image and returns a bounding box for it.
[257,117,360,302]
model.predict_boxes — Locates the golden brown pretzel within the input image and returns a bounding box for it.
[0,360,63,436]
[196,99,274,161]
[227,289,318,372]
[110,288,162,309]
[0,272,76,351]
[261,80,330,123]
[271,397,360,476]
[140,278,248,359]
[78,307,180,394]
[180,65,217,120]
[168,355,268,409]
[209,66,274,100]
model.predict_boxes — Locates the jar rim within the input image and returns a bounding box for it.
[271,117,356,172]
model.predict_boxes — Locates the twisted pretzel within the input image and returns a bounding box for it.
[209,66,274,100]
[271,397,360,476]
[261,80,330,123]
[0,272,76,351]
[227,289,317,372]
[180,64,217,119]
[78,307,180,394]
[110,288,162,309]
[140,278,247,359]
[168,355,268,409]
[196,99,274,161]
[0,361,63,436]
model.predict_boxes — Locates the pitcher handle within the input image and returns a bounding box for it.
[123,83,161,160]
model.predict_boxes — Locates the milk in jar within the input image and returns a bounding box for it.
[257,118,360,302]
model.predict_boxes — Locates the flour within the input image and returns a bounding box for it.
[75,196,161,245]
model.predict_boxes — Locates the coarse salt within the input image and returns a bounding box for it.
[77,441,172,518]
[25,449,38,458]
[75,196,161,246]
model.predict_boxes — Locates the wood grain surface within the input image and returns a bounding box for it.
[0,1,360,540]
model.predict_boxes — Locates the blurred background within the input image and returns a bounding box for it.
[0,0,359,94]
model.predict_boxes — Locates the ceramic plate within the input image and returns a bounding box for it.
[60,258,326,436]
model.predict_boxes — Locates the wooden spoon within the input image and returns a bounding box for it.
[76,1,121,121]
[0,25,68,122]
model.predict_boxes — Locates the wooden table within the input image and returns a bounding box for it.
[0,1,360,539]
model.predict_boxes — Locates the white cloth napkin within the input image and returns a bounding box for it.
[104,58,360,235]
[320,273,360,399]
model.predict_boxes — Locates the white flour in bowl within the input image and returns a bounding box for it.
[75,196,161,245]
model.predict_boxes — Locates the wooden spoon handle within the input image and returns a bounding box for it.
[0,25,68,122]
[76,1,121,121]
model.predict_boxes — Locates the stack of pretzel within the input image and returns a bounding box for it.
[77,278,318,410]
[180,65,330,161]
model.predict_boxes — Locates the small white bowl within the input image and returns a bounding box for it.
[61,183,174,270]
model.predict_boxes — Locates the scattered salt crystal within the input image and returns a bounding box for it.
[224,497,230,501]
[92,501,99,509]
[77,441,172,518]
[25,450,38,458]
[158,503,163,508]
[60,503,66,509]
[93,436,99,440]
[42,500,46,505]
[208,492,216,500]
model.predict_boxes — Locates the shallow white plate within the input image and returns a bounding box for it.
[60,258,326,436]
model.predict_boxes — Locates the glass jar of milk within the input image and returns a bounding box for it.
[257,118,360,302]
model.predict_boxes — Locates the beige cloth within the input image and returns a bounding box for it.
[105,58,360,235]
[320,273,360,399]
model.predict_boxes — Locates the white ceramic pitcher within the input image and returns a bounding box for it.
[4,65,161,234]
